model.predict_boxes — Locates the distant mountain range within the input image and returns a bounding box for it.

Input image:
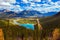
[0,9,58,19]
[0,9,44,18]
[54,12,60,17]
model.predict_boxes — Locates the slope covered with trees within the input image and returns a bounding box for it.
[0,12,60,40]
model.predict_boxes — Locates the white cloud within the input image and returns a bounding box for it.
[25,0,60,13]
[0,0,60,14]
[22,0,60,13]
[28,0,33,2]
[0,2,11,6]
[7,0,16,3]
[30,2,36,6]
[22,0,41,3]
[22,0,28,3]
[0,0,16,7]
[55,1,60,5]
[12,5,23,11]
[48,0,51,2]
[0,0,3,2]
[35,0,41,2]
[34,5,60,13]
[0,0,16,3]
[0,0,23,11]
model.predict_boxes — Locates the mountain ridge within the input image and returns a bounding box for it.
[0,10,44,18]
[0,9,58,18]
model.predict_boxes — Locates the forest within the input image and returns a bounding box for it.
[0,12,60,40]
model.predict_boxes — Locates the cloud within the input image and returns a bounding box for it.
[10,5,23,11]
[22,0,41,3]
[48,0,51,2]
[0,0,22,11]
[2,0,16,3]
[0,2,11,6]
[7,0,16,3]
[35,0,41,2]
[31,4,60,13]
[22,0,28,3]
[30,2,36,6]
[0,0,16,6]
[21,0,60,13]
[0,0,24,13]
[0,0,60,13]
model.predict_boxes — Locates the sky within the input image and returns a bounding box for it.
[0,0,60,14]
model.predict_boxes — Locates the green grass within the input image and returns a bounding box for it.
[17,20,36,24]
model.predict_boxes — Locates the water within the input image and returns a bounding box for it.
[13,20,34,30]
[20,24,34,30]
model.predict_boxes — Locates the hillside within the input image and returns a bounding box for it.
[40,12,60,38]
[40,12,60,23]
[0,20,34,40]
[0,11,60,40]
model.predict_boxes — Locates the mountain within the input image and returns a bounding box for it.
[43,12,57,17]
[18,10,44,18]
[0,10,44,18]
[40,12,60,22]
[0,9,58,19]
[54,12,60,17]
[0,10,17,19]
[41,11,60,29]
[40,12,60,37]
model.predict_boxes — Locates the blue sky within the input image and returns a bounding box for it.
[0,0,60,14]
